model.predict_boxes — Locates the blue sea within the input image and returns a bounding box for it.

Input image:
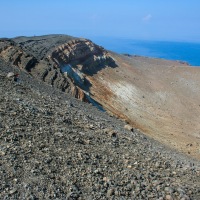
[90,37,200,66]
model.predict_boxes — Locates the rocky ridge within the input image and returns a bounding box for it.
[0,58,200,199]
[0,35,115,103]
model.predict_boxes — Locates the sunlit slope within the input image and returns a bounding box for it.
[86,53,200,159]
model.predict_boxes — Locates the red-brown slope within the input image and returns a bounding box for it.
[86,53,200,159]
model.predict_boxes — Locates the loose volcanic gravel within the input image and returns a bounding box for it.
[0,61,200,199]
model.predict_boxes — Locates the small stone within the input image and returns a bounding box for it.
[54,132,63,137]
[177,187,185,195]
[9,188,17,194]
[155,161,160,168]
[107,188,114,197]
[7,72,15,78]
[0,151,5,156]
[84,139,90,144]
[165,187,173,194]
[165,194,173,200]
[103,177,109,182]
[115,190,120,196]
[89,124,95,129]
[124,124,134,132]
[108,130,117,137]
[180,195,190,200]
[156,185,161,191]
[78,152,82,159]
[94,169,101,174]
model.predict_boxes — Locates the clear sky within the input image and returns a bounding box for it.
[1,0,200,42]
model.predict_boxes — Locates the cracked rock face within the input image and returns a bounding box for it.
[0,35,115,104]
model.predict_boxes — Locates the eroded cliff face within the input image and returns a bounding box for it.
[0,40,38,71]
[0,36,115,103]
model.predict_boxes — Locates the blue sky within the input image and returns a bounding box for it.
[1,0,200,42]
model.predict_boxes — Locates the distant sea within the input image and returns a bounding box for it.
[90,37,200,66]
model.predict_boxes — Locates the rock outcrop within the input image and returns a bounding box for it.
[0,35,116,103]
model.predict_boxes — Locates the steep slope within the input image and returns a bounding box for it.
[0,59,200,199]
[86,53,200,159]
[0,34,200,159]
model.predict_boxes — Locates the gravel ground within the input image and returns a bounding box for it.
[0,60,200,199]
